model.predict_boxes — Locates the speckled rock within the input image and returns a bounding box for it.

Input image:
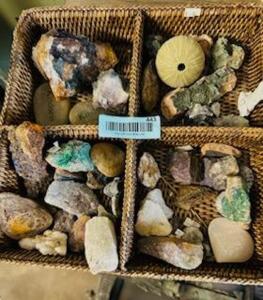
[208,218,254,263]
[44,180,99,217]
[46,140,94,172]
[201,143,241,158]
[138,152,161,188]
[138,236,204,270]
[69,215,90,253]
[0,193,52,240]
[170,151,192,185]
[53,210,75,233]
[85,216,118,274]
[19,230,67,256]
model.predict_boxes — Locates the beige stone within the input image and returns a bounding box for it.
[201,143,241,158]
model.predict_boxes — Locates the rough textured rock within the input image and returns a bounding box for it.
[69,215,90,253]
[85,216,118,274]
[183,227,204,244]
[86,171,105,190]
[212,37,245,70]
[138,236,204,270]
[44,180,99,217]
[138,152,161,188]
[240,165,254,192]
[216,176,251,224]
[201,143,241,158]
[238,80,263,116]
[0,193,52,240]
[142,60,160,113]
[92,69,129,113]
[19,230,67,256]
[145,35,165,58]
[186,103,214,125]
[202,156,239,191]
[46,140,94,172]
[91,143,125,177]
[54,168,86,182]
[32,29,118,99]
[208,218,254,263]
[53,210,75,233]
[161,67,237,120]
[135,199,172,237]
[33,83,71,125]
[103,178,121,217]
[213,114,249,127]
[8,122,51,198]
[210,102,221,117]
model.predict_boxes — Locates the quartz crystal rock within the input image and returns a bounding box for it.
[216,176,251,225]
[208,218,254,263]
[212,37,245,70]
[32,30,118,99]
[213,114,249,127]
[46,140,94,172]
[44,180,99,217]
[69,215,90,252]
[91,143,125,177]
[138,236,203,270]
[103,178,121,217]
[85,216,118,274]
[201,143,241,158]
[92,69,129,113]
[202,156,239,191]
[138,152,161,188]
[0,193,52,240]
[8,122,51,198]
[161,67,237,120]
[135,198,172,237]
[19,230,67,256]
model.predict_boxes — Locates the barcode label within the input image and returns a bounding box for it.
[99,115,161,139]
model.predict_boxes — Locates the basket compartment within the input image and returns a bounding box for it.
[0,7,143,125]
[123,127,263,284]
[138,6,263,127]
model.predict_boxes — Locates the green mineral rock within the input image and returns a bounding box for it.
[46,140,94,172]
[161,67,237,120]
[212,37,245,70]
[216,176,251,224]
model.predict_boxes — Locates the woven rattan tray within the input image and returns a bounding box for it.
[1,4,263,284]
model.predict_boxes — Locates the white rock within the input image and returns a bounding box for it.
[138,152,161,188]
[238,80,263,116]
[85,217,118,274]
[135,200,172,236]
[19,230,67,256]
[183,217,200,228]
[143,189,173,219]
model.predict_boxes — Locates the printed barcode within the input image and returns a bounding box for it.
[106,122,153,132]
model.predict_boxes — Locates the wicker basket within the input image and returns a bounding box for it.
[1,4,263,284]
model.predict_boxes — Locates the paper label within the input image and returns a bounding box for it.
[99,115,161,140]
[184,8,202,17]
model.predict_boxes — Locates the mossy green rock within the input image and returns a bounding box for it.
[46,140,94,172]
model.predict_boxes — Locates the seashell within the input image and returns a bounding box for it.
[156,36,205,88]
[138,152,161,188]
[91,143,125,177]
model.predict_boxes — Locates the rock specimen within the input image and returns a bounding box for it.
[103,177,121,217]
[208,218,254,263]
[92,69,129,113]
[238,80,263,117]
[210,102,221,117]
[86,171,105,190]
[0,193,52,240]
[8,122,51,198]
[240,165,254,191]
[53,210,75,233]
[145,35,165,58]
[212,37,245,70]
[85,216,118,274]
[54,168,85,182]
[156,36,205,88]
[183,227,204,244]
[183,217,201,228]
[202,156,239,191]
[32,29,118,99]
[142,60,160,113]
[69,215,90,252]
[91,143,125,177]
[194,34,213,57]
[46,140,94,172]
[213,114,249,127]
[187,103,214,124]
[138,152,161,188]
[33,83,71,125]
[44,180,99,217]
[201,143,241,158]
[216,176,251,224]
[69,100,105,125]
[138,236,203,270]
[161,67,237,120]
[19,230,67,256]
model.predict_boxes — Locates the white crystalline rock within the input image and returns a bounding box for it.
[238,81,263,116]
[183,217,201,228]
[143,189,173,219]
[175,229,185,238]
[138,152,161,188]
[92,69,129,110]
[19,230,67,256]
[103,177,120,198]
[85,216,118,274]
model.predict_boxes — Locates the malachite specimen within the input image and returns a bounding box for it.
[46,140,94,172]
